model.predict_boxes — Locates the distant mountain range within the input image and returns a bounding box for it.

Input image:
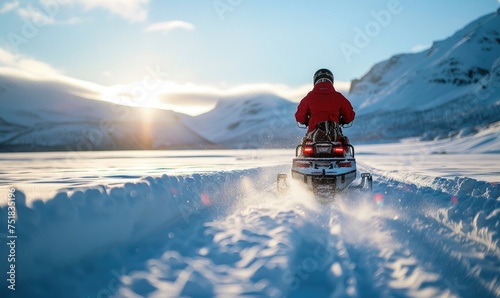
[0,10,499,151]
[0,74,218,151]
[182,94,302,149]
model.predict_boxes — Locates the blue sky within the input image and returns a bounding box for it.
[0,0,499,114]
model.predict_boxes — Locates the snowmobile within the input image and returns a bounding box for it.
[277,121,372,199]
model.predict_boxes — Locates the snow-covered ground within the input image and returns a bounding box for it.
[0,150,291,202]
[0,7,498,298]
[0,141,498,297]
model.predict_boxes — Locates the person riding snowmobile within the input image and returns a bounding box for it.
[295,68,356,142]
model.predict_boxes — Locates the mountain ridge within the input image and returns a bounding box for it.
[0,74,220,151]
[1,10,499,151]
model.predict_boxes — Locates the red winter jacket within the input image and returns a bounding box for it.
[295,82,355,133]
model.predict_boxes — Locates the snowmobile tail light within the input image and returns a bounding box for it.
[303,145,314,156]
[333,146,344,156]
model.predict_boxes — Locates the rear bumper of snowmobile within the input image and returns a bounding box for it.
[291,157,357,193]
[277,140,372,199]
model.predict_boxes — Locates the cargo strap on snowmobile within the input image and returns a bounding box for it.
[307,121,343,143]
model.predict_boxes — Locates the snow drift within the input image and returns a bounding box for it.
[0,157,499,297]
[0,169,269,285]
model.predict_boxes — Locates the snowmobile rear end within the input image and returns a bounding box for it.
[277,123,372,200]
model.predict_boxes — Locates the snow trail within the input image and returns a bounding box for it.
[1,163,499,297]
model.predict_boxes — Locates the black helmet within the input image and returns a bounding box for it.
[313,68,334,85]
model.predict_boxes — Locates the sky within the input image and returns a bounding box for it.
[0,0,499,115]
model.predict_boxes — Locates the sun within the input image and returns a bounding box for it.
[102,84,162,109]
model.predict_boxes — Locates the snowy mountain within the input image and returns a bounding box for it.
[0,72,218,151]
[347,9,500,142]
[1,11,499,151]
[184,93,303,149]
[183,10,500,147]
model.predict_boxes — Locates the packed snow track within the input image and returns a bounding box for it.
[0,163,499,297]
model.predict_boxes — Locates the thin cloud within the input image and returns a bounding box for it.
[17,5,55,25]
[0,48,16,65]
[334,80,351,93]
[145,20,195,34]
[17,58,62,76]
[61,17,84,25]
[73,0,149,22]
[0,47,62,76]
[0,0,19,13]
[152,81,350,115]
[0,47,352,117]
[14,0,149,23]
[16,5,83,26]
[411,44,430,53]
[0,66,106,105]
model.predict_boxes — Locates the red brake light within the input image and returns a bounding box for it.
[333,146,344,156]
[303,145,314,156]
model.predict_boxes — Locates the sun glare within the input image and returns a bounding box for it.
[168,104,216,116]
[138,107,156,149]
[100,79,320,117]
[102,85,163,108]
